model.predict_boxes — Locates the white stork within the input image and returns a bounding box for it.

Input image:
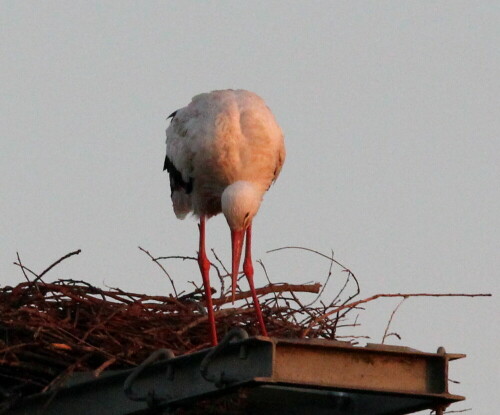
[164,89,285,345]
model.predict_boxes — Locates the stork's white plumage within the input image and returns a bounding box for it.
[164,89,285,345]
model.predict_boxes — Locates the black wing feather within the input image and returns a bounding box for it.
[163,154,193,196]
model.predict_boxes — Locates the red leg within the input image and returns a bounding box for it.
[242,223,268,336]
[198,216,218,346]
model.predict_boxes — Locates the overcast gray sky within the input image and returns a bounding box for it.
[1,2,498,413]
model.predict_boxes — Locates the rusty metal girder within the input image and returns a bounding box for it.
[4,332,465,415]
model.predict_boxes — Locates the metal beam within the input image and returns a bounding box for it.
[4,333,464,415]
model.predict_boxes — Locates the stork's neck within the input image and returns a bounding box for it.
[221,181,263,231]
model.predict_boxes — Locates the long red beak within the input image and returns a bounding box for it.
[230,229,245,304]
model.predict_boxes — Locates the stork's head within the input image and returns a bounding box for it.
[221,181,262,231]
[221,181,263,302]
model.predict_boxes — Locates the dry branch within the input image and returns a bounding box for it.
[212,283,320,305]
[302,292,492,337]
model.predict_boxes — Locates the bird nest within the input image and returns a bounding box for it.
[2,247,484,413]
[0,247,363,407]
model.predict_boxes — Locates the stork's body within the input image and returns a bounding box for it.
[164,90,285,345]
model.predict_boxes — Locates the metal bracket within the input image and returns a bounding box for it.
[200,328,249,387]
[124,348,175,407]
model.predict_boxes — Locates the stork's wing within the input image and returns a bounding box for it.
[164,110,194,219]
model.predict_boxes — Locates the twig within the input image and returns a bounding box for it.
[302,292,491,337]
[175,307,253,335]
[213,283,321,306]
[210,248,230,277]
[267,245,361,317]
[138,246,178,297]
[155,254,198,261]
[381,298,406,344]
[34,250,82,282]
[155,252,229,299]
[307,249,335,306]
[210,249,230,300]
[15,252,31,283]
[430,409,471,414]
[257,259,280,304]
[267,246,353,273]
[93,357,117,378]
